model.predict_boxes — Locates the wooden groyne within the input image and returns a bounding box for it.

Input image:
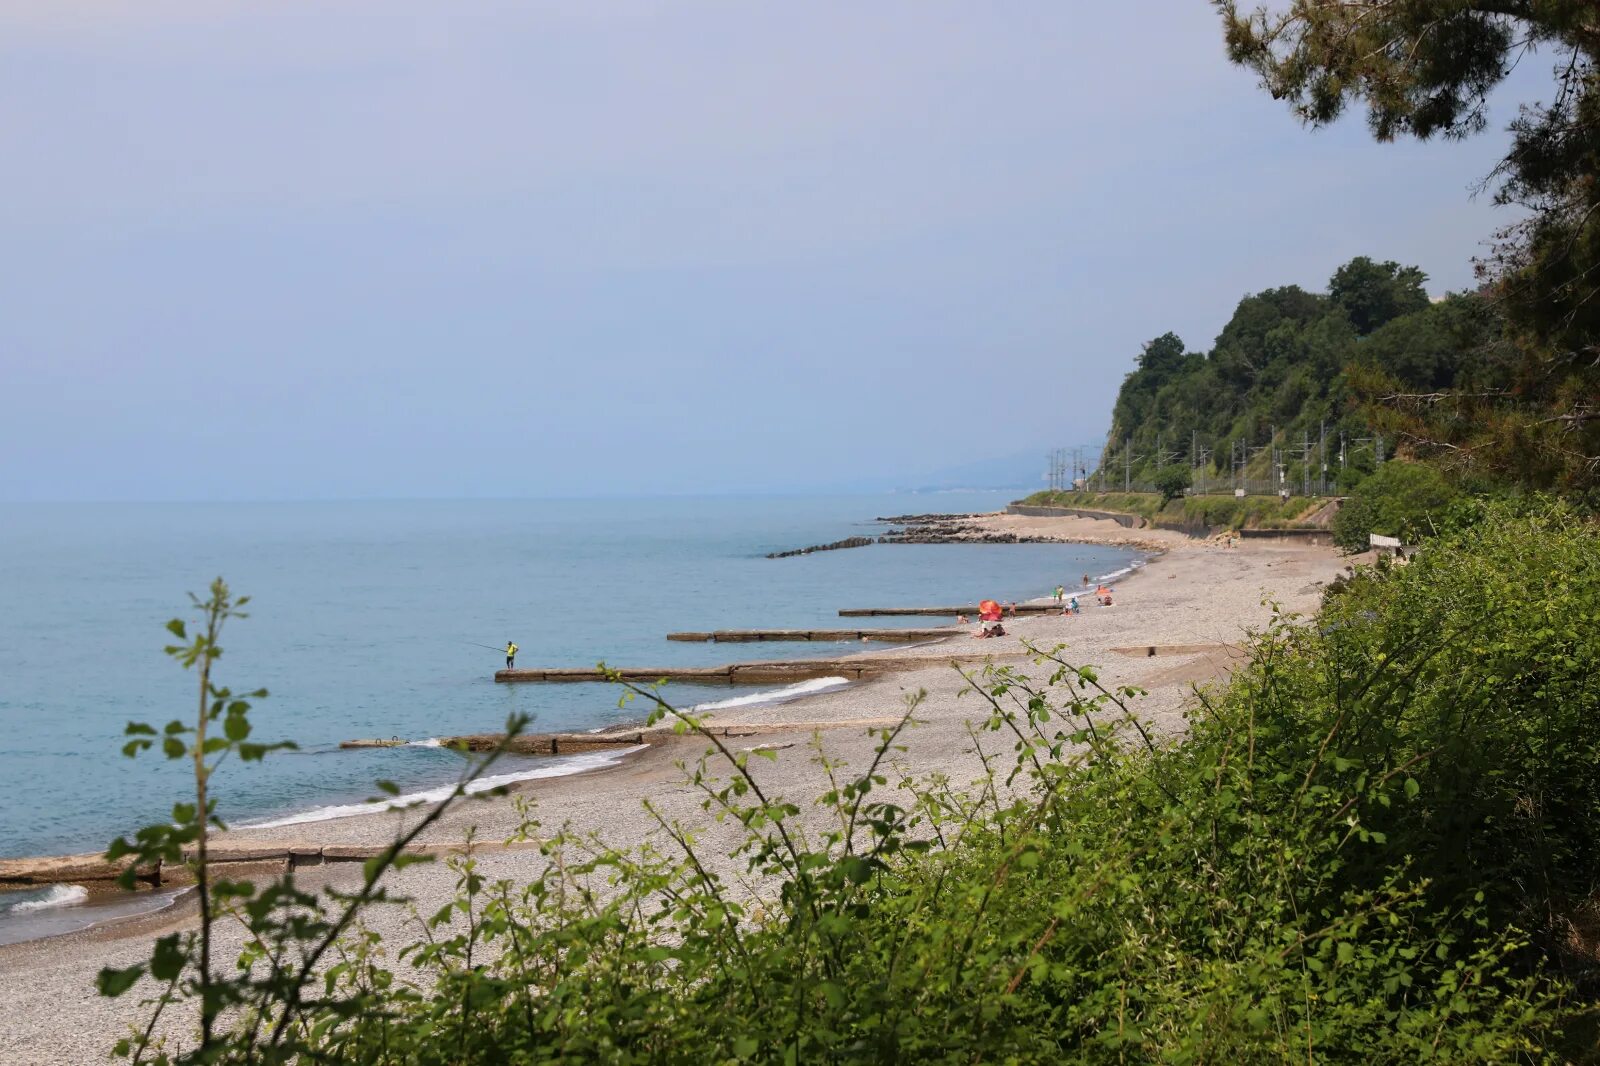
[838,604,1062,617]
[495,654,982,684]
[497,662,871,684]
[666,628,951,643]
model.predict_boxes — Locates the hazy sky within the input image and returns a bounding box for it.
[0,2,1553,500]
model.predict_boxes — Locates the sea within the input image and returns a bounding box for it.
[0,493,1139,942]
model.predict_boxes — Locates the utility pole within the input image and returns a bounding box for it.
[1302,430,1311,496]
[1269,424,1278,497]
[1125,436,1132,492]
[1319,420,1327,496]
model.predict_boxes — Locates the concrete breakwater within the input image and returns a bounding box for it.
[667,628,952,643]
[0,840,554,889]
[494,653,987,684]
[340,731,650,755]
[347,716,905,756]
[838,604,1063,617]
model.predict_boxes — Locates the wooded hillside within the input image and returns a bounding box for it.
[1103,257,1491,492]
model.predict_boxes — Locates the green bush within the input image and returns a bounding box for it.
[1153,465,1192,504]
[101,513,1600,1062]
[1331,461,1460,551]
[1312,505,1600,950]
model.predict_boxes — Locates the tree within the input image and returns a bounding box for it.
[1352,293,1491,391]
[1328,257,1430,335]
[1217,1,1600,490]
[1137,332,1188,379]
[1154,465,1193,504]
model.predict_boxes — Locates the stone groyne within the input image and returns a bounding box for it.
[766,535,876,559]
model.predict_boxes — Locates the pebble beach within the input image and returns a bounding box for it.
[0,511,1353,1065]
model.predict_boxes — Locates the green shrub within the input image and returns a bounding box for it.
[1331,460,1460,550]
[1311,505,1600,952]
[1153,465,1192,504]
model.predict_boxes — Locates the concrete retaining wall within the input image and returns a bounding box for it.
[1005,505,1144,528]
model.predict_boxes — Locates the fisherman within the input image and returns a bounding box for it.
[505,640,519,669]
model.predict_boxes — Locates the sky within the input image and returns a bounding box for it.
[0,1,1559,500]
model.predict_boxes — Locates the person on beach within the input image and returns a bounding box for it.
[1070,596,1080,615]
[505,641,518,669]
[1082,573,1090,587]
[1054,584,1065,604]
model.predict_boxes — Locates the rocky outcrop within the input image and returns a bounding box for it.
[874,512,978,524]
[878,514,1059,545]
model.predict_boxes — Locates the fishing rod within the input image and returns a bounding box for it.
[462,641,509,653]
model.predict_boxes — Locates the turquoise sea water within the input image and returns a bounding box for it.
[0,494,1137,866]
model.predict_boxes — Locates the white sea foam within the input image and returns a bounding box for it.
[1093,559,1145,587]
[689,676,852,714]
[406,737,443,748]
[5,884,88,914]
[241,745,648,830]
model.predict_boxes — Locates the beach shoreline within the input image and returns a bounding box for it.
[0,511,1165,878]
[0,510,1354,1065]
